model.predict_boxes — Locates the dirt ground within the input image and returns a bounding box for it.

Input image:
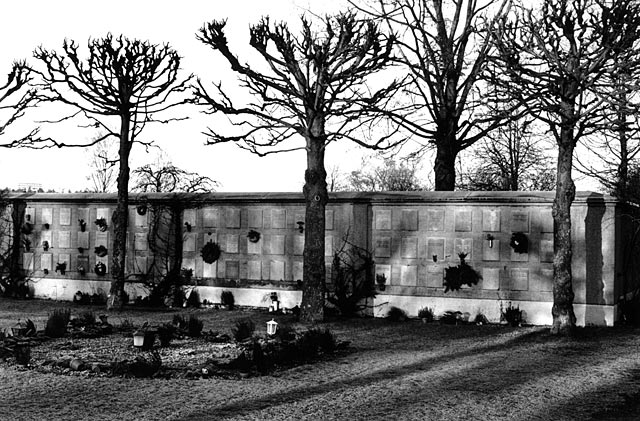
[1,298,640,420]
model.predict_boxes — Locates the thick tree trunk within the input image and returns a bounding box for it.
[170,203,184,305]
[300,135,327,323]
[434,145,457,191]
[107,116,132,310]
[550,126,577,335]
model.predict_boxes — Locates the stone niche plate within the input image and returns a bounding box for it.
[426,209,445,231]
[483,239,500,261]
[427,238,445,262]
[426,265,443,288]
[510,268,529,291]
[374,236,391,258]
[454,238,473,260]
[482,209,500,232]
[202,208,219,227]
[269,260,285,281]
[482,268,500,290]
[270,208,286,229]
[248,209,263,228]
[401,237,418,259]
[399,265,418,286]
[401,209,418,231]
[511,210,530,232]
[59,208,71,226]
[454,209,472,232]
[247,260,261,280]
[374,209,392,230]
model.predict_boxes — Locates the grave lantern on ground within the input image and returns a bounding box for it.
[266,319,278,336]
[269,292,279,312]
[133,330,145,348]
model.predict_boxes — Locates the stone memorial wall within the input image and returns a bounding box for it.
[7,191,631,326]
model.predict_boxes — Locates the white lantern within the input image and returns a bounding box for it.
[133,330,145,348]
[266,319,278,336]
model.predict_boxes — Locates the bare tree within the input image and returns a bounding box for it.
[493,0,640,334]
[32,34,192,310]
[352,0,512,190]
[458,118,556,191]
[0,61,37,143]
[132,159,218,193]
[347,154,428,191]
[195,13,401,322]
[86,135,117,193]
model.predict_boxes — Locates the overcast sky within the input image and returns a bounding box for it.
[0,0,379,193]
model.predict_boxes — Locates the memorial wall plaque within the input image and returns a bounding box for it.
[204,232,217,244]
[540,209,553,233]
[400,265,418,286]
[325,236,333,257]
[325,210,334,230]
[23,253,34,271]
[41,208,53,225]
[454,209,472,232]
[77,232,89,249]
[293,235,304,256]
[57,253,70,268]
[271,209,286,229]
[483,239,500,261]
[401,237,418,259]
[58,231,70,249]
[135,211,147,227]
[401,209,418,231]
[226,208,241,228]
[426,265,443,288]
[183,209,197,227]
[59,208,71,226]
[374,209,392,230]
[293,261,303,282]
[510,268,529,290]
[41,254,52,271]
[134,256,148,273]
[375,264,391,285]
[247,237,262,254]
[76,255,89,273]
[202,208,219,227]
[25,207,36,224]
[226,234,239,254]
[427,209,445,231]
[202,261,217,278]
[270,260,285,281]
[454,238,473,259]
[182,258,195,272]
[96,208,109,222]
[510,247,529,262]
[482,268,500,290]
[427,238,445,262]
[269,235,285,255]
[482,209,500,232]
[248,260,262,280]
[95,232,108,247]
[41,231,52,247]
[511,210,529,232]
[225,261,240,279]
[539,268,554,291]
[135,233,148,251]
[374,236,391,258]
[248,209,263,228]
[539,239,554,263]
[77,208,89,224]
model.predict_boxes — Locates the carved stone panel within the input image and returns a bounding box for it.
[454,209,472,232]
[23,253,34,271]
[41,208,53,225]
[59,208,71,226]
[226,234,239,254]
[41,254,52,271]
[248,260,262,280]
[269,235,285,255]
[293,261,303,282]
[77,232,89,249]
[135,233,148,251]
[401,237,418,259]
[426,209,445,231]
[325,210,334,231]
[482,209,500,232]
[426,265,443,288]
[482,268,500,290]
[454,238,473,260]
[247,237,262,255]
[401,210,418,231]
[374,236,391,258]
[202,208,219,227]
[58,231,70,249]
[399,265,418,286]
[225,261,239,279]
[540,239,554,263]
[511,210,530,232]
[427,238,445,262]
[293,235,304,256]
[325,236,333,257]
[270,260,285,281]
[248,209,263,228]
[271,209,286,229]
[540,209,554,233]
[226,208,241,229]
[483,239,500,261]
[510,268,529,291]
[202,261,217,278]
[183,209,197,228]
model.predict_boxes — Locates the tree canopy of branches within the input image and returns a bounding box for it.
[195,12,400,322]
[345,155,428,191]
[32,34,192,310]
[132,160,218,193]
[352,0,511,190]
[493,0,640,334]
[0,61,36,143]
[458,118,556,191]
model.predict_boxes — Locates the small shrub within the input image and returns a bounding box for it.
[296,328,337,361]
[474,312,489,325]
[129,351,162,378]
[187,315,204,337]
[45,308,71,338]
[172,314,188,330]
[440,310,462,325]
[386,306,408,322]
[186,288,201,308]
[231,318,256,342]
[119,318,135,333]
[502,302,523,327]
[417,307,435,322]
[221,290,235,310]
[157,323,176,347]
[275,323,297,342]
[14,344,31,366]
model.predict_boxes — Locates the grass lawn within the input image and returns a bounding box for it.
[1,298,640,420]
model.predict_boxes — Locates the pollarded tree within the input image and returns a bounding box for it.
[493,0,640,334]
[352,0,512,190]
[195,13,401,322]
[0,61,36,142]
[33,34,192,310]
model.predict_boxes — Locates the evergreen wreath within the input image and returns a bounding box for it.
[510,232,529,254]
[247,230,261,243]
[94,262,107,276]
[94,245,108,257]
[201,241,221,264]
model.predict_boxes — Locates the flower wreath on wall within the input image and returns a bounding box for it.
[94,262,107,276]
[510,232,529,254]
[201,240,221,264]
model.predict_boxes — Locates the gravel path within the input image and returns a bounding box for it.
[1,299,639,420]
